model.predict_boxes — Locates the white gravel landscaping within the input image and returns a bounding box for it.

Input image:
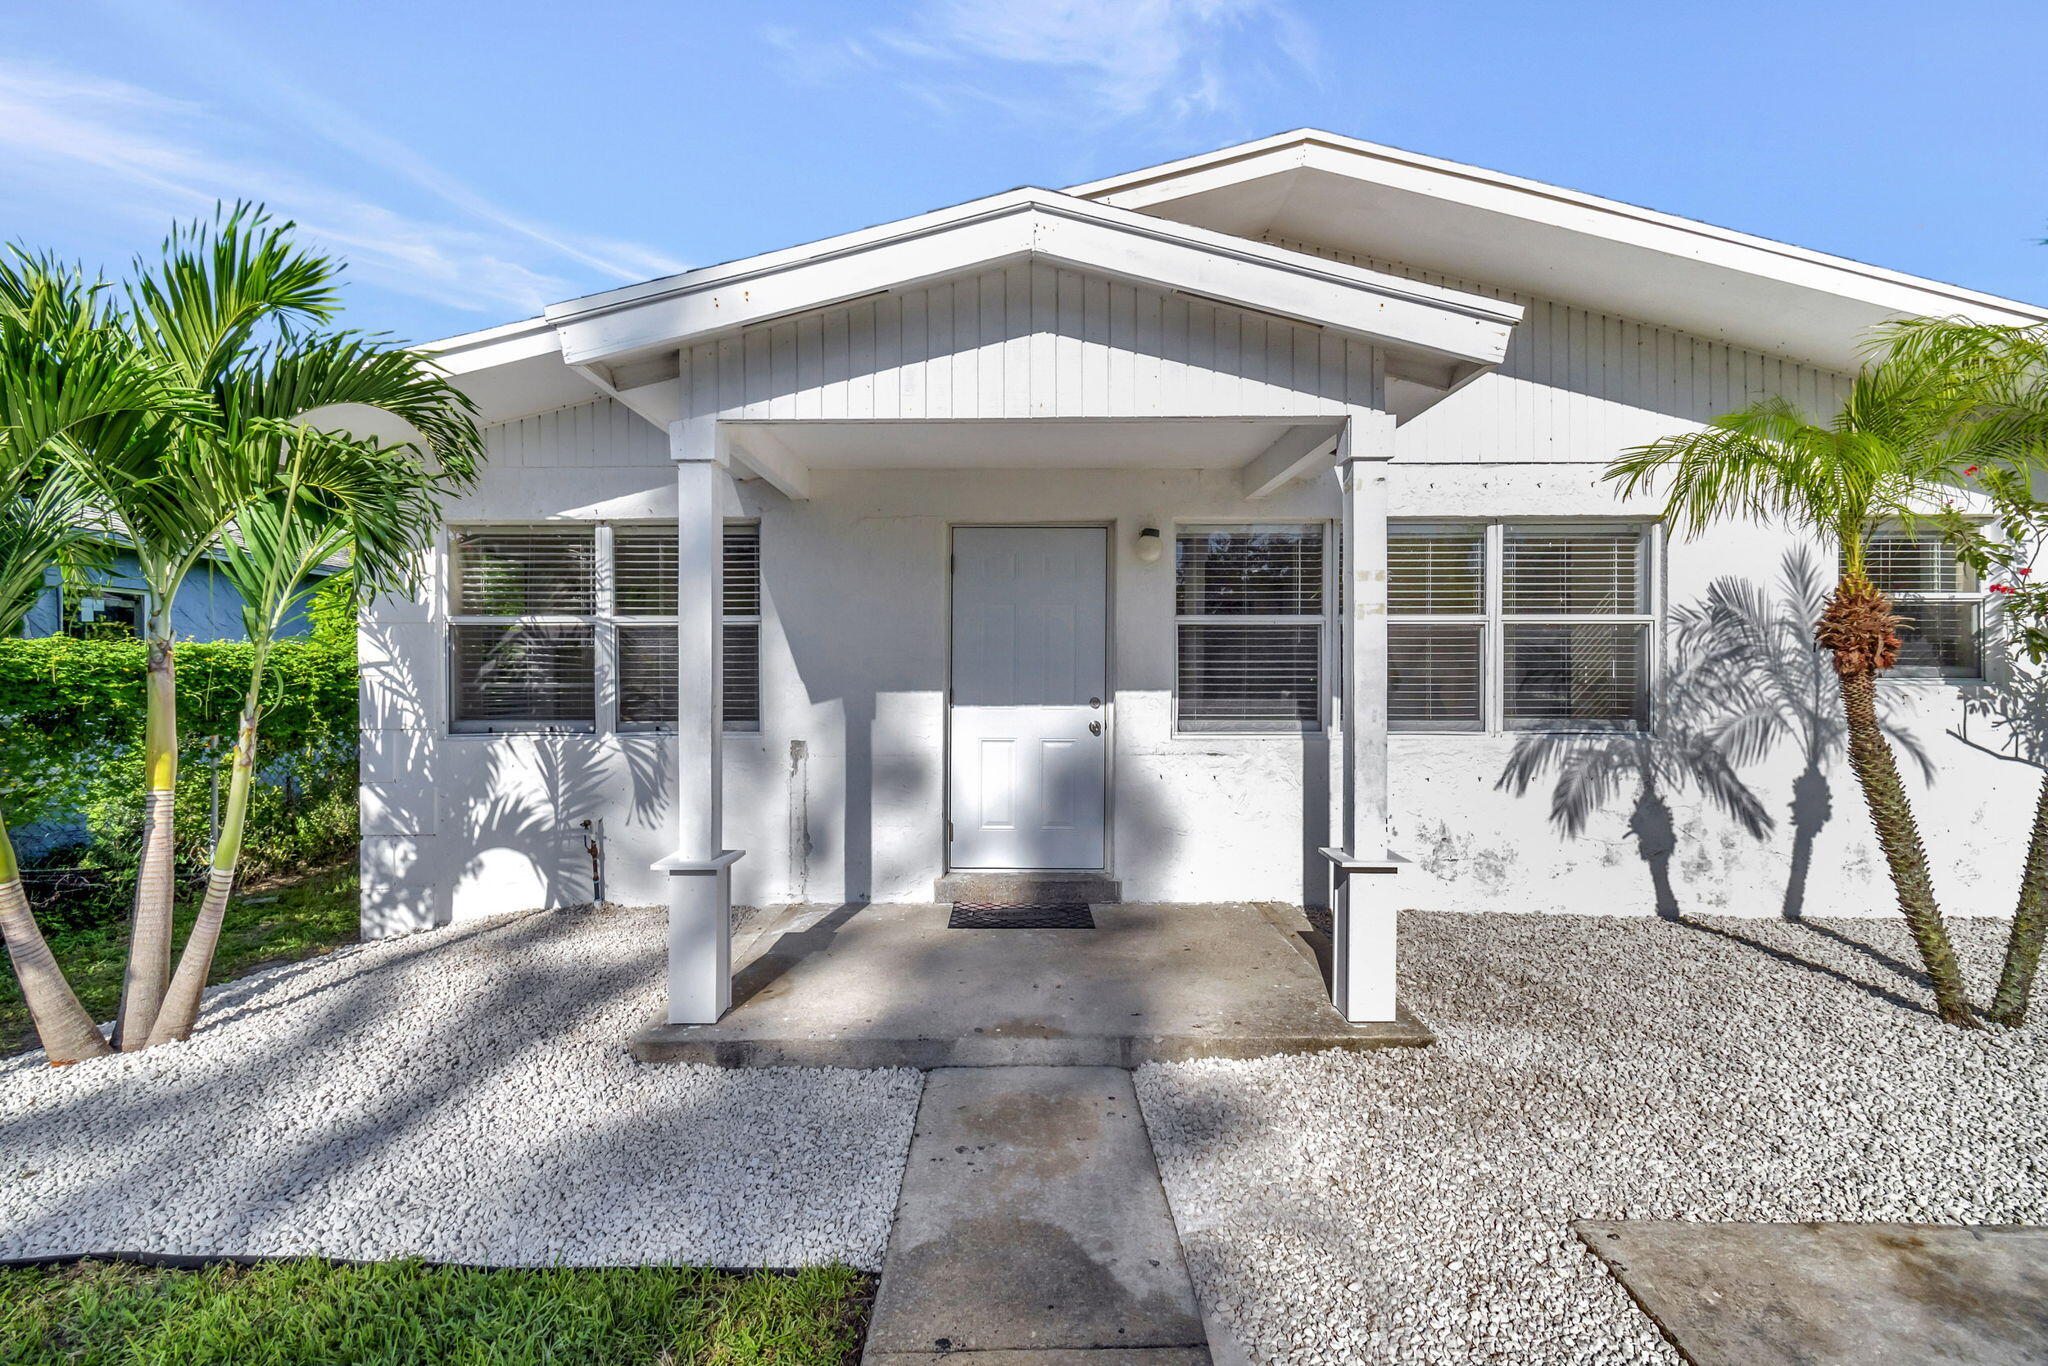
[0,904,923,1270]
[1136,911,2048,1366]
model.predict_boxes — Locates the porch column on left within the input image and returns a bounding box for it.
[657,420,741,1024]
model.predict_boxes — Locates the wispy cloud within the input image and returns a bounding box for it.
[0,53,682,329]
[770,0,1321,130]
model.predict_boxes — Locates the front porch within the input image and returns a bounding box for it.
[630,900,1433,1068]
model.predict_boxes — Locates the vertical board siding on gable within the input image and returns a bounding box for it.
[679,260,1381,424]
[481,397,669,468]
[1262,236,1851,465]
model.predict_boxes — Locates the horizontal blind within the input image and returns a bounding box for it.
[1177,623,1320,731]
[1504,526,1644,615]
[1504,623,1646,728]
[724,622,761,728]
[1862,530,1975,595]
[1176,526,1323,616]
[614,529,678,617]
[451,624,595,725]
[453,530,594,615]
[724,524,762,616]
[1389,624,1483,731]
[1390,525,1484,615]
[616,624,675,725]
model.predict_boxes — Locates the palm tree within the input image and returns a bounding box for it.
[1606,343,2048,1027]
[147,425,457,1044]
[60,206,480,1050]
[0,249,202,1062]
[1884,318,2048,1026]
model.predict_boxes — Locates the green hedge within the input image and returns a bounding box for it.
[0,633,359,887]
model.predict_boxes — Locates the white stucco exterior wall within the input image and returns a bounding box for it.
[361,275,2034,934]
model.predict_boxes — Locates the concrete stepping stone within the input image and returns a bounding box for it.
[1578,1220,2048,1365]
[864,1066,1209,1362]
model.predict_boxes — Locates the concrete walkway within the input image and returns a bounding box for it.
[633,902,1429,1068]
[864,1067,1212,1364]
[1578,1221,2048,1365]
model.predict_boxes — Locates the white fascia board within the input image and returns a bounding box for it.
[1074,129,2048,328]
[420,316,560,373]
[546,190,1520,372]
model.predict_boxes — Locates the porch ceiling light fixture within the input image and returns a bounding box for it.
[1135,526,1164,563]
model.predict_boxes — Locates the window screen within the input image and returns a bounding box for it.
[1503,526,1650,729]
[450,529,597,730]
[1388,525,1486,732]
[449,523,760,731]
[1858,528,1982,678]
[1384,520,1654,732]
[1176,526,1326,732]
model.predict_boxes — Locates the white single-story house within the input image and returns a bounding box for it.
[359,130,2048,1027]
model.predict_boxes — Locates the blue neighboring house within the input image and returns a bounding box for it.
[18,549,334,641]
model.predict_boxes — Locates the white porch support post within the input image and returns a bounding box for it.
[1324,411,1403,1024]
[657,418,741,1024]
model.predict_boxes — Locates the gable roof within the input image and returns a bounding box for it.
[1068,129,2048,373]
[540,189,1519,395]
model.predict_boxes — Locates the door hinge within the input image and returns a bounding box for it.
[946,820,954,842]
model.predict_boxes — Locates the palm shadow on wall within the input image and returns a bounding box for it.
[1497,549,1930,922]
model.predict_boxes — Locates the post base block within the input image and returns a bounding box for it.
[655,850,743,1025]
[1320,847,1405,1024]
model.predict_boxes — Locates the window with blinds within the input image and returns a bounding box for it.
[1176,525,1327,732]
[449,522,761,732]
[1856,527,1982,678]
[450,529,597,730]
[722,525,762,729]
[1389,525,1485,732]
[1386,520,1654,732]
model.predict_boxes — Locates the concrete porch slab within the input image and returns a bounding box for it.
[630,901,1431,1069]
[1577,1220,2048,1365]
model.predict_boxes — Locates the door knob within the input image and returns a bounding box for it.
[1089,720,1103,736]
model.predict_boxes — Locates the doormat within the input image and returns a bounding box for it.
[947,903,1096,929]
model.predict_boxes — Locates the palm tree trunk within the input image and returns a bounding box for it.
[1837,667,1977,1025]
[1988,770,2048,1027]
[0,811,111,1062]
[147,698,257,1046]
[112,620,178,1050]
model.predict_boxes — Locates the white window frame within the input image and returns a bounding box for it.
[445,520,761,736]
[1857,525,1987,683]
[1389,518,1661,735]
[1172,520,1336,737]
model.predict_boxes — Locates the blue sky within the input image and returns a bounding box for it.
[5,0,2044,344]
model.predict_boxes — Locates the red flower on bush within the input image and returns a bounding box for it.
[1990,583,2019,595]
[1965,465,1981,476]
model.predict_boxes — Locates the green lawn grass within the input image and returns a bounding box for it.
[2,865,361,1055]
[0,1259,870,1366]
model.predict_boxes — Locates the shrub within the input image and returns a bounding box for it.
[0,629,358,917]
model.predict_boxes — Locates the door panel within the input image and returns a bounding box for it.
[950,527,1108,870]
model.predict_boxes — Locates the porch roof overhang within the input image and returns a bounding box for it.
[1068,129,2048,374]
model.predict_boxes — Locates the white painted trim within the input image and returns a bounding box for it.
[726,425,813,501]
[1068,128,2048,327]
[1240,422,1341,500]
[545,193,1518,374]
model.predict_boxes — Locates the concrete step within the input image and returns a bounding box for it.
[935,872,1121,904]
[863,1067,1209,1359]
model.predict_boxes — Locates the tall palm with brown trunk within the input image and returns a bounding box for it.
[62,205,480,1050]
[1607,345,2048,1027]
[0,249,204,1061]
[1888,316,2048,1025]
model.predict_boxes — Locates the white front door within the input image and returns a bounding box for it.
[949,527,1108,870]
